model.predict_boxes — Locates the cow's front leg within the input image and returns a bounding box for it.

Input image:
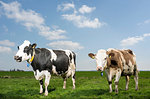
[63,78,67,89]
[114,69,121,93]
[106,69,112,93]
[125,76,130,90]
[39,79,43,94]
[107,73,112,93]
[44,72,51,96]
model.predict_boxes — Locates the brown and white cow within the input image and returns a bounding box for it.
[88,48,138,93]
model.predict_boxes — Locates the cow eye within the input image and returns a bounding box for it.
[104,58,107,60]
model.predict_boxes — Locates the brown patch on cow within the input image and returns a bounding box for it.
[119,50,136,65]
[106,50,123,71]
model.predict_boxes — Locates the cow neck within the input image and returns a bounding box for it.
[27,48,35,64]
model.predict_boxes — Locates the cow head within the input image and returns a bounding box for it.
[14,40,37,62]
[88,49,107,71]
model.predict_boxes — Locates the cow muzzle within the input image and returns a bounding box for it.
[14,56,22,62]
[96,66,103,71]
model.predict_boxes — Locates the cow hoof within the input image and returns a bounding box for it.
[109,91,112,93]
[63,87,66,89]
[72,87,75,90]
[44,92,48,96]
[125,88,128,90]
[115,90,118,94]
[39,92,43,95]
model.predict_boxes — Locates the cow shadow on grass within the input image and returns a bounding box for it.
[48,87,56,92]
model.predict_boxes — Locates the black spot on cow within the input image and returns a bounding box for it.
[111,60,118,65]
[52,50,69,74]
[40,79,43,85]
[69,53,72,63]
[31,48,52,72]
[108,81,112,85]
[73,74,75,79]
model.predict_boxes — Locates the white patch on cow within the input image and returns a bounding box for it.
[66,67,72,78]
[64,50,74,63]
[15,40,31,61]
[64,50,71,57]
[34,70,50,80]
[95,49,107,70]
[47,49,57,61]
[19,40,30,49]
[52,65,58,75]
[63,50,76,70]
[128,60,133,66]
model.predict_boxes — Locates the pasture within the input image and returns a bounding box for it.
[0,71,150,99]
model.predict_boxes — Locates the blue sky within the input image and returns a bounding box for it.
[0,0,150,71]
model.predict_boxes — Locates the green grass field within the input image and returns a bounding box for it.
[0,71,150,99]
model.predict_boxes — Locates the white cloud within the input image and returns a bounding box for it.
[0,46,12,53]
[120,36,143,47]
[0,40,15,47]
[59,3,105,28]
[143,33,150,37]
[137,19,150,25]
[120,33,150,47]
[79,5,95,14]
[47,41,84,51]
[62,13,104,28]
[0,1,66,40]
[57,3,75,11]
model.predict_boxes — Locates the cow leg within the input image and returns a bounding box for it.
[107,72,112,93]
[39,79,43,94]
[44,73,51,96]
[72,71,75,89]
[63,78,67,89]
[134,71,138,91]
[114,69,121,93]
[125,76,130,90]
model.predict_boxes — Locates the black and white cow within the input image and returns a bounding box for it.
[14,40,76,96]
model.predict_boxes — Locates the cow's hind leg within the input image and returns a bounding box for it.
[44,72,51,96]
[72,71,75,89]
[125,76,130,90]
[114,69,121,93]
[39,79,43,94]
[134,69,138,91]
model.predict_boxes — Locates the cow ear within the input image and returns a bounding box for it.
[108,53,114,58]
[32,43,37,49]
[88,53,96,59]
